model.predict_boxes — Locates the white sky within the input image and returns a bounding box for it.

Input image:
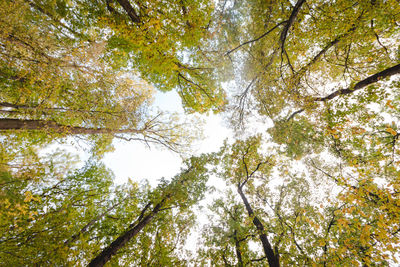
[102,90,233,185]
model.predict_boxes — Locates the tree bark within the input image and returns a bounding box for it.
[116,0,141,23]
[280,0,306,49]
[233,230,244,267]
[237,186,280,267]
[0,102,123,116]
[0,119,140,135]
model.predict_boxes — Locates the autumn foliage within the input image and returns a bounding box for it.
[1,0,400,266]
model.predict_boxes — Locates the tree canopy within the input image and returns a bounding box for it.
[1,0,400,266]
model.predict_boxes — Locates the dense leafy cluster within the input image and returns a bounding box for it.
[1,0,400,266]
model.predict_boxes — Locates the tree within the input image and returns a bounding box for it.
[101,0,226,113]
[215,136,280,267]
[1,2,217,265]
[0,154,211,266]
[198,194,261,266]
[3,0,400,266]
[88,155,210,266]
[198,136,400,266]
[193,1,400,265]
[206,0,400,128]
[0,159,118,265]
[4,0,226,114]
[1,0,208,156]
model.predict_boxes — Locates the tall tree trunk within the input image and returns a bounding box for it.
[0,119,140,135]
[0,102,124,116]
[237,186,280,267]
[88,202,163,267]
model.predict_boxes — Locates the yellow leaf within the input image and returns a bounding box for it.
[386,127,397,136]
[386,100,395,109]
[351,127,366,135]
[24,191,33,202]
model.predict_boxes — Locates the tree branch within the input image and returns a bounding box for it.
[315,63,400,101]
[296,26,356,77]
[116,0,141,23]
[65,199,125,246]
[287,63,400,120]
[225,21,287,55]
[280,0,306,51]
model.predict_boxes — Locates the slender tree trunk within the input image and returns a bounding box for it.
[0,119,140,135]
[88,203,162,267]
[233,230,244,267]
[237,186,280,267]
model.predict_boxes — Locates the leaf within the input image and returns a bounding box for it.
[386,100,395,109]
[24,191,33,203]
[386,127,397,136]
